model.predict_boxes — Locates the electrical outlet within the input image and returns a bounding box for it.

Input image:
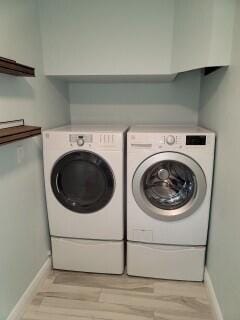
[17,146,24,164]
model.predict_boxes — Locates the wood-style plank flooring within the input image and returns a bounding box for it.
[22,270,214,320]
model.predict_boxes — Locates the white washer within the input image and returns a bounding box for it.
[43,124,127,274]
[127,125,215,281]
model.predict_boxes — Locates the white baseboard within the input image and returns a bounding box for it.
[7,257,52,320]
[204,268,224,320]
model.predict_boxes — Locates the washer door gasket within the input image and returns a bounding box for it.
[132,152,207,221]
[51,151,115,214]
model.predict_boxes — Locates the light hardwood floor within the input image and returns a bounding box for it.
[22,270,213,320]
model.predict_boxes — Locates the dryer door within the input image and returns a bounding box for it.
[132,152,207,221]
[51,151,114,213]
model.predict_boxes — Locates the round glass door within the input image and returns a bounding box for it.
[133,152,207,221]
[51,151,114,213]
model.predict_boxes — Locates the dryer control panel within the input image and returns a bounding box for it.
[69,133,122,150]
[70,134,93,147]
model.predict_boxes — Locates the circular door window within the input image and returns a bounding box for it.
[51,151,115,213]
[132,152,207,221]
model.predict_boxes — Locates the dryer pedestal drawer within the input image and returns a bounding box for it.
[51,237,124,274]
[127,241,205,281]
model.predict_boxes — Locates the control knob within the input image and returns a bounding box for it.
[77,136,85,146]
[166,135,175,145]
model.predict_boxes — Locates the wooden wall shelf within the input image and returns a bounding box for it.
[0,124,41,146]
[0,57,35,77]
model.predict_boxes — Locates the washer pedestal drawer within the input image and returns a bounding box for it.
[127,241,205,281]
[51,237,124,274]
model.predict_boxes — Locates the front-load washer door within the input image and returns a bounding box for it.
[51,151,115,214]
[132,152,207,221]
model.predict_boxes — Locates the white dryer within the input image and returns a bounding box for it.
[127,125,215,281]
[43,125,127,274]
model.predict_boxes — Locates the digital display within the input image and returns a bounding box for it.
[186,135,206,145]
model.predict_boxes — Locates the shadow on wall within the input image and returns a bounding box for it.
[0,74,34,99]
[69,70,201,125]
[0,73,70,130]
[199,67,228,117]
[0,73,69,102]
[0,74,35,125]
[45,77,69,102]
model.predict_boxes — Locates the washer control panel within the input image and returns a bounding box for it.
[155,135,184,148]
[186,135,206,145]
[129,133,207,151]
[164,135,183,146]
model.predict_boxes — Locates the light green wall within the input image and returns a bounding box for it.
[172,0,235,72]
[0,1,239,319]
[0,1,70,319]
[199,2,240,319]
[70,70,201,125]
[38,0,175,76]
[39,0,235,76]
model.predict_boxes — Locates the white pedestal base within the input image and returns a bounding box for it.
[127,241,205,281]
[52,237,124,274]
